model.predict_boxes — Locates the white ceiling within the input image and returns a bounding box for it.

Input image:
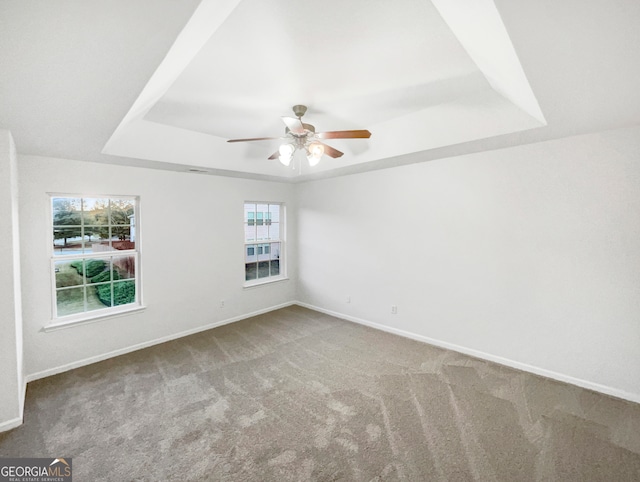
[1,0,640,181]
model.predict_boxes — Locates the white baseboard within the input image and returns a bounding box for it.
[0,374,27,433]
[26,301,296,383]
[22,299,640,405]
[0,416,23,433]
[295,302,640,405]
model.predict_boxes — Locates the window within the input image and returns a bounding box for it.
[51,195,141,322]
[244,202,283,283]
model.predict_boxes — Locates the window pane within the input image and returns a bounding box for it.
[257,223,269,241]
[263,244,270,255]
[245,262,257,281]
[244,203,259,242]
[88,274,113,285]
[92,226,112,244]
[81,227,100,254]
[93,282,111,308]
[82,258,107,279]
[257,247,269,262]
[246,245,257,264]
[111,226,134,249]
[269,204,280,223]
[54,260,84,288]
[52,198,82,257]
[53,197,81,218]
[56,286,85,317]
[245,204,256,222]
[257,204,268,225]
[110,199,135,225]
[270,242,281,260]
[269,222,280,241]
[86,282,109,311]
[90,239,112,253]
[82,198,109,226]
[52,226,83,256]
[270,259,280,276]
[257,261,270,278]
[244,223,256,243]
[96,231,130,252]
[79,231,98,254]
[109,280,136,307]
[113,255,135,279]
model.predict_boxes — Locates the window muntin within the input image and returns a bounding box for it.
[51,196,140,321]
[244,203,283,283]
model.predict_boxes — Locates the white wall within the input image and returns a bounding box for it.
[296,126,640,402]
[0,130,25,431]
[19,155,296,379]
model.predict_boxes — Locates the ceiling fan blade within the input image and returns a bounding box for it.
[281,116,305,135]
[227,136,281,143]
[268,150,280,160]
[318,142,344,158]
[316,129,371,139]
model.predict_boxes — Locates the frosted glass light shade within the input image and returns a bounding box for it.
[278,144,294,166]
[307,142,324,166]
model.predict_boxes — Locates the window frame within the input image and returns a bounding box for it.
[243,201,286,287]
[48,193,143,327]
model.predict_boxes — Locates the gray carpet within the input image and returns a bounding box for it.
[2,305,640,481]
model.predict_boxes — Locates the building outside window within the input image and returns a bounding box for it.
[244,202,283,283]
[50,195,141,322]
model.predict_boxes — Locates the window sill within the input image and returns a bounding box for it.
[43,305,146,332]
[243,276,289,289]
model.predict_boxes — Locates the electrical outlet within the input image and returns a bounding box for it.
[220,300,225,308]
[346,296,351,303]
[391,305,397,314]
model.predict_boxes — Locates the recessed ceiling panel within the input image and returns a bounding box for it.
[145,0,481,138]
[104,0,546,179]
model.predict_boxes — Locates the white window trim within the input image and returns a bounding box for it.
[47,193,143,327]
[43,305,147,332]
[243,275,289,289]
[243,201,286,288]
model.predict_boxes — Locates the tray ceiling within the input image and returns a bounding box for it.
[102,0,545,179]
[4,0,640,182]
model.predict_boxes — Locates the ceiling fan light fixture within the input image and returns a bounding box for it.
[307,142,324,166]
[278,143,295,166]
[227,105,369,167]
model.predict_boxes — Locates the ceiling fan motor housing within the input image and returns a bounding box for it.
[285,123,315,136]
[292,104,308,118]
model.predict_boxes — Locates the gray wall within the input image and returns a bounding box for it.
[296,126,640,401]
[3,124,640,430]
[18,155,296,379]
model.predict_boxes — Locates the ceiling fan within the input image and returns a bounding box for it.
[227,105,371,167]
